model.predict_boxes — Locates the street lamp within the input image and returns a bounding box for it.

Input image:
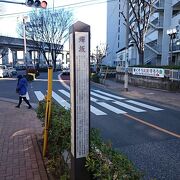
[17,16,29,69]
[167,28,177,64]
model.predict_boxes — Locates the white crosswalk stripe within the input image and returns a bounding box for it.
[34,91,45,101]
[59,90,107,115]
[95,102,127,114]
[34,89,164,115]
[90,92,113,100]
[113,101,146,112]
[93,89,125,100]
[52,91,70,110]
[126,100,164,111]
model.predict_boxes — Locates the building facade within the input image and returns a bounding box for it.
[104,0,180,67]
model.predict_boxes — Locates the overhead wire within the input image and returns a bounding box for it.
[0,0,117,18]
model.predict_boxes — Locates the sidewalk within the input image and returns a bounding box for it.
[0,100,48,180]
[94,79,180,110]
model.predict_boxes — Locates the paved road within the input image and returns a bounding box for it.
[0,71,180,179]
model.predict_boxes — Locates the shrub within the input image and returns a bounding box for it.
[91,73,100,83]
[37,101,142,179]
[37,101,71,179]
[86,129,141,179]
[131,65,180,70]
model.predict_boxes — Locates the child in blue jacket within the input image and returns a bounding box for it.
[16,75,32,109]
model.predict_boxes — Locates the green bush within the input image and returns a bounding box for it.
[37,101,142,180]
[131,65,180,70]
[37,101,71,179]
[86,129,141,179]
[91,73,100,83]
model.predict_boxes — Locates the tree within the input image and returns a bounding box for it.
[94,43,108,72]
[17,8,73,70]
[121,0,153,65]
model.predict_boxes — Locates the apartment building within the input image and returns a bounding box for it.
[104,0,180,67]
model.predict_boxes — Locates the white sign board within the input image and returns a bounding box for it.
[132,67,164,78]
[70,32,89,158]
[70,33,75,157]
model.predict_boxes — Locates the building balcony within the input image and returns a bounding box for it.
[172,12,180,26]
[152,0,165,12]
[150,18,163,29]
[172,42,180,52]
[172,0,180,7]
[145,39,162,55]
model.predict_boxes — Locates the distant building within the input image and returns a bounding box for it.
[104,0,180,67]
[0,36,68,69]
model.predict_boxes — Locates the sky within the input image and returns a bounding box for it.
[0,0,107,51]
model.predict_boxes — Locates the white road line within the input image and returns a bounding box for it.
[96,102,127,114]
[34,91,45,101]
[52,91,70,110]
[93,90,125,100]
[59,90,106,115]
[126,100,164,111]
[59,89,70,97]
[90,97,97,102]
[58,73,70,90]
[90,106,107,115]
[113,101,146,112]
[91,92,113,100]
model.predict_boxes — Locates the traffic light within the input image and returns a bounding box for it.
[25,0,47,9]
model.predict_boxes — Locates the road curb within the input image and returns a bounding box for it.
[0,97,38,109]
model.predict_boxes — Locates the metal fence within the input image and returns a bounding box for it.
[116,66,180,81]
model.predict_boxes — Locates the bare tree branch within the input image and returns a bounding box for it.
[121,0,152,65]
[17,8,73,70]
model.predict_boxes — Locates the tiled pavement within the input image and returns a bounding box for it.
[0,101,48,180]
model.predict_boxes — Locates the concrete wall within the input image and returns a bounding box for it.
[116,72,180,91]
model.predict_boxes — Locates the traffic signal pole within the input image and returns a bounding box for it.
[0,0,47,8]
[0,0,25,5]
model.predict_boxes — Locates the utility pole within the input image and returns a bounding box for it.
[96,45,99,72]
[23,17,28,70]
[124,0,129,91]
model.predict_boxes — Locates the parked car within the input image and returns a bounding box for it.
[62,68,70,75]
[0,65,12,78]
[8,67,17,75]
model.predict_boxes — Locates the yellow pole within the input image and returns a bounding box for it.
[47,67,53,127]
[43,102,49,157]
[43,66,53,157]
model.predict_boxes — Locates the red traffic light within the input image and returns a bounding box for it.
[25,0,47,8]
[41,1,47,9]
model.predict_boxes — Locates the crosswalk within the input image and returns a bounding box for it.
[34,89,164,116]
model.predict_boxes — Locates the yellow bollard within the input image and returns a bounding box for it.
[43,66,53,157]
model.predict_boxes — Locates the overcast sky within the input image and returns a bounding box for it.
[0,0,107,51]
